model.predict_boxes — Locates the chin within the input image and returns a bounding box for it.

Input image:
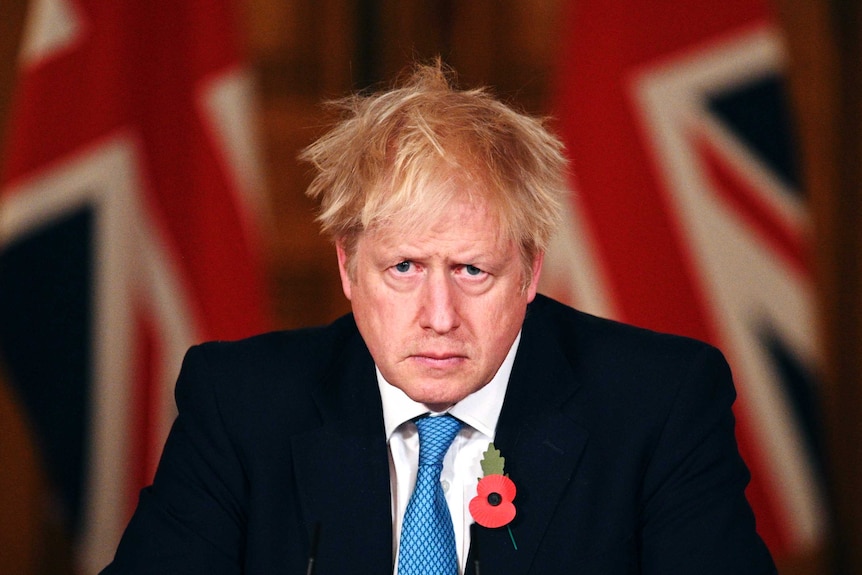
[398,384,450,407]
[393,372,479,407]
[410,393,456,410]
[413,388,472,411]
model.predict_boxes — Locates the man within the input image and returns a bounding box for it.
[102,63,776,574]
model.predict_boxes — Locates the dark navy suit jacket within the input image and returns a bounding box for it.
[102,294,776,574]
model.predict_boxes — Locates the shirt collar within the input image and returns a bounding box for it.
[377,331,521,440]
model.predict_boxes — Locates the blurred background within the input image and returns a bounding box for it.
[0,0,860,573]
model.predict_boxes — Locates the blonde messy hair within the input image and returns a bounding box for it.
[301,61,569,285]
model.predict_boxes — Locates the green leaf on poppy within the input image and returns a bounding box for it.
[479,443,506,476]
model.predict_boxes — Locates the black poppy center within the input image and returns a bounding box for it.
[487,492,502,506]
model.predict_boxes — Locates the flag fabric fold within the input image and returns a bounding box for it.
[543,0,827,562]
[0,0,270,571]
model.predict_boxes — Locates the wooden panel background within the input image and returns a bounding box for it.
[1,1,860,573]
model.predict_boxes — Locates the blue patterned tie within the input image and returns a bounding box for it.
[398,414,462,575]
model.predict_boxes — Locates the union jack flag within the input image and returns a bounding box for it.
[0,0,270,571]
[541,0,827,560]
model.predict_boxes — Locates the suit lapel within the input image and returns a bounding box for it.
[290,330,394,574]
[467,303,589,575]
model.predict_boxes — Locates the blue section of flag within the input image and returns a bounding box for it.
[0,206,94,532]
[707,73,801,193]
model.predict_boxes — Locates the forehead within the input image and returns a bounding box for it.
[362,195,507,251]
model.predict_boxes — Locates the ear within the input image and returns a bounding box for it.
[335,240,353,301]
[526,252,544,303]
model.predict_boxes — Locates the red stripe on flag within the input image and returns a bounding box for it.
[694,132,809,275]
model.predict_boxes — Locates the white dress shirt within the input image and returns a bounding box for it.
[377,332,520,574]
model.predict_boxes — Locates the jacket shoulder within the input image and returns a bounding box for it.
[191,312,361,373]
[174,313,367,425]
[523,294,733,421]
[526,293,723,368]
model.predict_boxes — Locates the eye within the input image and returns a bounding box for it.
[465,264,484,276]
[394,261,413,273]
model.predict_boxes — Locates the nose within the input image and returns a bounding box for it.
[418,271,461,334]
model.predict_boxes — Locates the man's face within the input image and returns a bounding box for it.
[336,196,542,411]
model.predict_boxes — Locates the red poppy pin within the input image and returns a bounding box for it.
[470,443,517,535]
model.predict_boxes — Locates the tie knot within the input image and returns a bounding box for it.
[415,415,461,466]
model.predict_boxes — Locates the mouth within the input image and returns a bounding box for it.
[409,353,467,368]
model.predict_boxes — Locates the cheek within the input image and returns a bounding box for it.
[476,295,527,342]
[352,283,410,345]
[358,282,397,321]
